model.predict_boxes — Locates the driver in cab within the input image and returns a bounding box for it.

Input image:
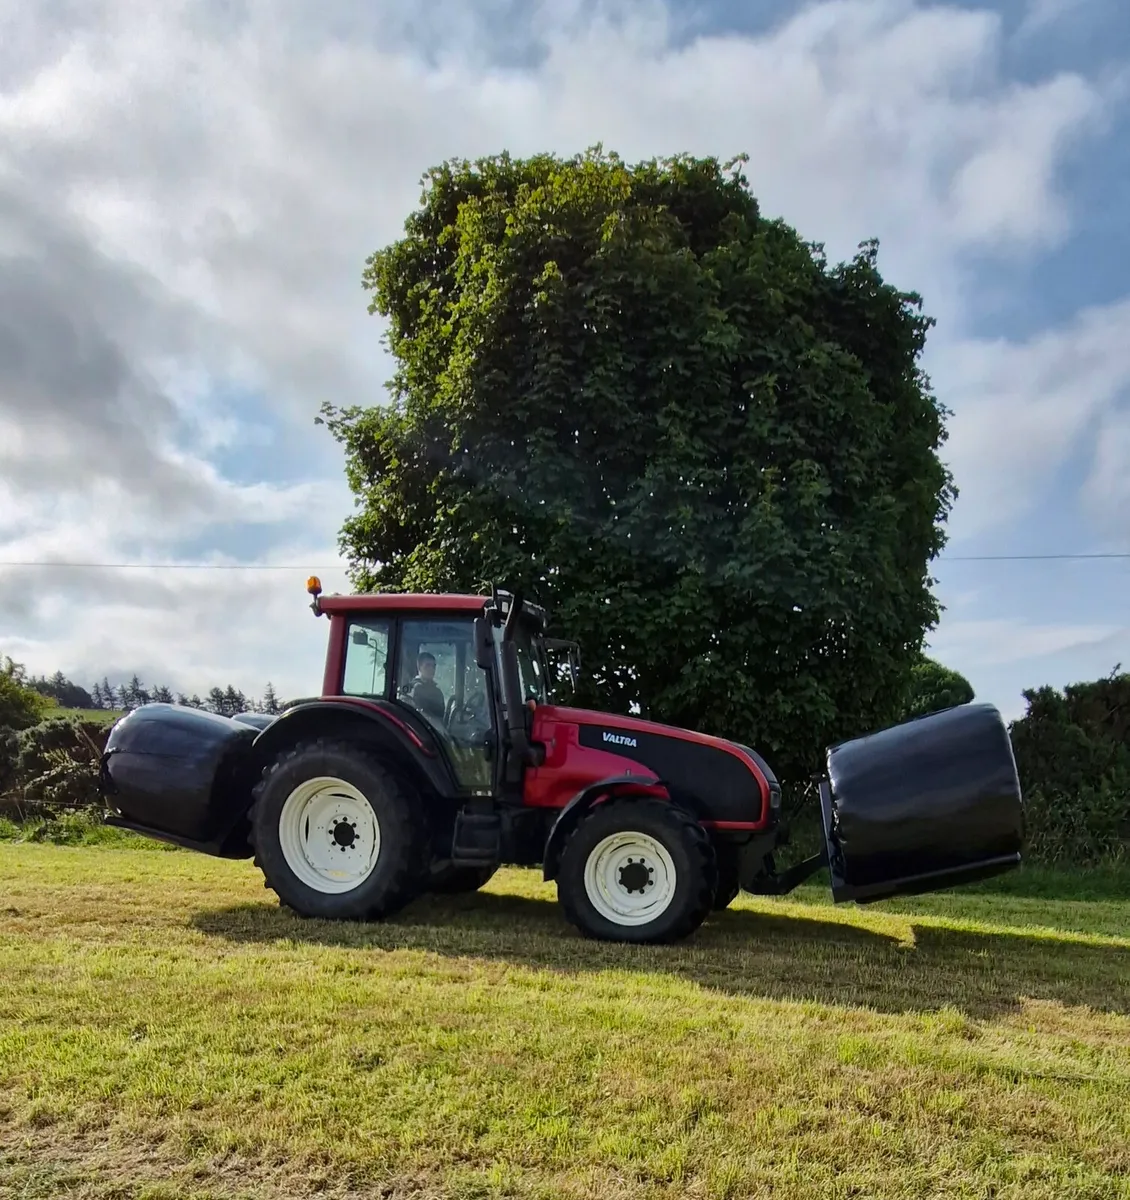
[409,651,445,721]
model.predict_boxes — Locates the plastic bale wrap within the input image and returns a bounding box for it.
[100,703,258,849]
[821,702,1024,904]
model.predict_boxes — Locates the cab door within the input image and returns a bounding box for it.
[394,615,498,794]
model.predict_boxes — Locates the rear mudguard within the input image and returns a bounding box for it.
[100,700,459,857]
[249,699,459,800]
[541,774,670,881]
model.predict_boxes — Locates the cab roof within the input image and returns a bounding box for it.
[315,591,549,626]
[317,593,487,614]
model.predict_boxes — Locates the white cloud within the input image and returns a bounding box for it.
[1017,0,1090,40]
[938,297,1130,541]
[926,615,1130,721]
[1082,405,1130,524]
[2,0,1109,393]
[0,0,1126,715]
[2,558,354,704]
[945,73,1099,248]
[928,617,1123,668]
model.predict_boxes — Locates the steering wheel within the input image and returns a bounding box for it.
[449,688,487,725]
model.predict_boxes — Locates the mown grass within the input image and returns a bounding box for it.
[0,844,1128,1200]
[45,707,124,726]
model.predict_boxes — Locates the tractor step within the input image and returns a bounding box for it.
[451,809,502,865]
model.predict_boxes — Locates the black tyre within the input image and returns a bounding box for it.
[426,864,498,894]
[249,738,428,921]
[712,840,742,910]
[556,798,718,944]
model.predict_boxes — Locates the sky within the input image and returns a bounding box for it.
[1,0,1129,727]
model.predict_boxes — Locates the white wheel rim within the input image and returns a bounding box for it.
[583,831,678,926]
[277,776,381,894]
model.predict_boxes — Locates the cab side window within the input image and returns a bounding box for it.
[341,620,391,698]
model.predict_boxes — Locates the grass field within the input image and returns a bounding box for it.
[1,841,1127,1199]
[47,708,124,725]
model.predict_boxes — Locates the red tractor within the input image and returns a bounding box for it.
[99,581,1025,943]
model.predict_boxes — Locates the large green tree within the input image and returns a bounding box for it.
[322,148,954,779]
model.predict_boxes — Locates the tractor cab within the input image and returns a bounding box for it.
[306,578,575,797]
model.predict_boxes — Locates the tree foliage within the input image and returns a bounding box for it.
[1008,668,1130,864]
[12,717,107,813]
[0,658,51,732]
[12,667,284,718]
[900,655,974,721]
[0,715,108,820]
[28,670,94,710]
[323,147,955,779]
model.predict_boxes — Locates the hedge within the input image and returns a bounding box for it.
[2,674,1128,866]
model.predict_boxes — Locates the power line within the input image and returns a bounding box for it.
[0,553,1128,570]
[0,562,340,570]
[944,553,1130,562]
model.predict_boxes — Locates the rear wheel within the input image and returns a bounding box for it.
[556,798,717,944]
[249,739,427,921]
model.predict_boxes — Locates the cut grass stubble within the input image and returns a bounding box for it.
[1,844,1128,1199]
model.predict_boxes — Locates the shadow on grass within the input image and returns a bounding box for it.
[191,888,1130,1021]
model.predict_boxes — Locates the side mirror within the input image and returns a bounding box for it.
[473,617,495,671]
[351,629,371,646]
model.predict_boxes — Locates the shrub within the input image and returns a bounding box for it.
[1008,670,1130,865]
[0,657,52,732]
[0,716,109,821]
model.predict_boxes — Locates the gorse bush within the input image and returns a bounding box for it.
[0,715,109,821]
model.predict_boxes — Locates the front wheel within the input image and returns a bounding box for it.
[556,798,718,944]
[249,739,427,921]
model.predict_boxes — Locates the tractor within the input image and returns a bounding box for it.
[98,580,1025,943]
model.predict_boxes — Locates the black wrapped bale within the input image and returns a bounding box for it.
[820,702,1024,904]
[100,703,258,850]
[231,711,278,731]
